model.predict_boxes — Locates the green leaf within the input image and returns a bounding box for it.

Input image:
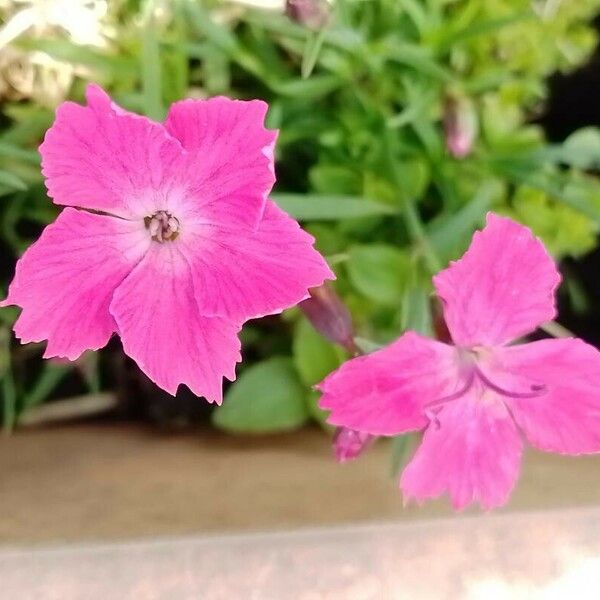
[498,163,600,223]
[428,181,500,259]
[508,185,598,258]
[390,434,414,477]
[347,244,411,305]
[272,193,397,220]
[213,357,309,434]
[353,337,384,354]
[559,128,600,170]
[301,29,327,79]
[16,38,137,79]
[271,75,344,99]
[383,41,455,82]
[0,170,27,192]
[433,11,533,51]
[141,2,165,120]
[0,142,40,165]
[292,318,345,386]
[305,388,331,429]
[401,285,432,336]
[0,326,16,433]
[21,363,70,413]
[185,0,238,54]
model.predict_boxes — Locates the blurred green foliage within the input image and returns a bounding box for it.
[1,0,600,432]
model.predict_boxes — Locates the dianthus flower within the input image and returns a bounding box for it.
[318,214,600,509]
[2,85,333,402]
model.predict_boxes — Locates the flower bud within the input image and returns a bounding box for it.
[299,283,357,354]
[285,0,331,30]
[333,427,375,463]
[443,94,478,159]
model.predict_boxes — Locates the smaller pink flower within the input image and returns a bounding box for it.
[443,94,478,159]
[299,283,357,354]
[318,213,600,510]
[333,427,375,463]
[1,85,333,403]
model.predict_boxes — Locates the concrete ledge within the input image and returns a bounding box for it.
[1,508,600,598]
[1,423,600,545]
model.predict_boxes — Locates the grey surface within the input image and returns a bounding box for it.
[2,507,600,599]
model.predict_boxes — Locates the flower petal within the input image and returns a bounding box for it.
[164,97,277,230]
[400,395,522,510]
[179,200,333,322]
[433,213,560,347]
[1,207,149,360]
[109,243,241,403]
[40,84,187,219]
[317,332,460,436]
[491,338,600,454]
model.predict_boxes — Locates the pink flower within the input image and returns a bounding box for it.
[1,85,333,403]
[333,427,375,463]
[318,213,600,510]
[443,94,478,159]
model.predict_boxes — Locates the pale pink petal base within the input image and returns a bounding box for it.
[433,213,560,347]
[180,200,334,322]
[400,395,523,510]
[109,243,241,403]
[1,208,149,360]
[165,98,278,230]
[492,338,600,455]
[318,332,460,436]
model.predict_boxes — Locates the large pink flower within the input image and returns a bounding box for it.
[1,85,333,403]
[318,213,600,510]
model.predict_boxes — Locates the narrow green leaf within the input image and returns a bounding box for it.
[398,0,429,36]
[433,11,533,51]
[401,285,432,336]
[185,0,238,53]
[0,170,27,191]
[428,181,500,258]
[272,193,397,220]
[21,363,70,413]
[0,142,40,165]
[301,28,327,79]
[141,2,164,120]
[1,326,16,432]
[497,162,600,223]
[16,38,137,78]
[383,41,454,82]
[390,434,414,477]
[271,75,344,99]
[213,358,309,434]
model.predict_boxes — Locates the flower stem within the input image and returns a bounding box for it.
[402,197,443,274]
[540,321,575,339]
[384,130,442,275]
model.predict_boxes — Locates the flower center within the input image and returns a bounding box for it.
[144,211,180,243]
[428,347,547,413]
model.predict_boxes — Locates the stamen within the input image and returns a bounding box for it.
[426,369,476,411]
[145,211,180,243]
[474,366,547,399]
[421,352,547,429]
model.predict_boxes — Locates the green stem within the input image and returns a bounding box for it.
[301,28,327,79]
[383,130,442,275]
[1,329,16,433]
[403,198,443,274]
[540,321,575,339]
[22,364,70,413]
